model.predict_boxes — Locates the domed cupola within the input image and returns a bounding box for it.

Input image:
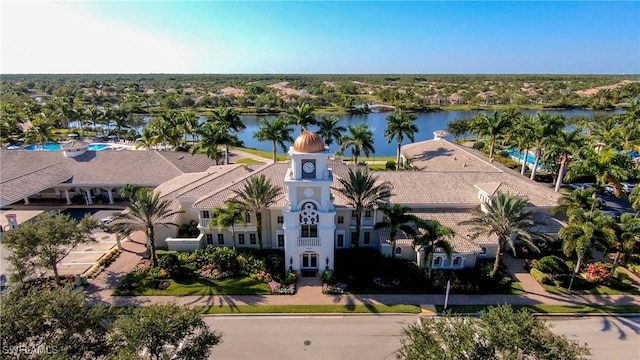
[293,132,326,153]
[62,140,89,157]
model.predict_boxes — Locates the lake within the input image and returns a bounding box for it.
[234,109,618,157]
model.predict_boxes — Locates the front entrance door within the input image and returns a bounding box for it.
[301,252,318,277]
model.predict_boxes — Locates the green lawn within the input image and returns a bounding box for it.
[437,304,640,314]
[344,282,526,295]
[114,276,271,296]
[233,147,288,161]
[235,158,263,164]
[542,284,640,296]
[199,304,421,314]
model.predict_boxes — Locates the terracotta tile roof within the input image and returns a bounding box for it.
[412,211,498,253]
[1,162,72,203]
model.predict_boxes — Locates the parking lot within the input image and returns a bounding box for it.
[1,207,124,281]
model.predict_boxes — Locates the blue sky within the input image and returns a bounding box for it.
[2,1,638,74]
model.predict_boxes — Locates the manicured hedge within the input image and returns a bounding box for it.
[533,255,570,275]
[530,268,550,284]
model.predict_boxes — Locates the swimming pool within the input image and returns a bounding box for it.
[23,143,111,151]
[508,149,546,169]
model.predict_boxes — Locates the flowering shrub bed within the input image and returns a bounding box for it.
[268,280,296,295]
[199,264,233,280]
[373,277,401,288]
[323,282,347,295]
[585,262,612,283]
[251,271,272,283]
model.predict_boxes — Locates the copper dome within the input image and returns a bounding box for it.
[293,131,325,153]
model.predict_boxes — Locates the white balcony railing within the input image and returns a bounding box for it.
[199,219,210,228]
[298,237,320,247]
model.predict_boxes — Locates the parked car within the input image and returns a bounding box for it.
[99,216,115,229]
[595,196,606,208]
[602,210,622,221]
[621,182,636,193]
[567,183,593,191]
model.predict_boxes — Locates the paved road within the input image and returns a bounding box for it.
[205,315,640,360]
[549,316,640,360]
[206,315,414,360]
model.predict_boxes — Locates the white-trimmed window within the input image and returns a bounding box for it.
[395,247,402,255]
[434,256,442,266]
[238,234,245,245]
[364,231,371,245]
[277,233,285,247]
[206,234,213,245]
[217,234,224,245]
[337,216,344,224]
[453,257,462,266]
[364,209,372,218]
[249,233,256,245]
[245,212,251,223]
[201,210,210,219]
[277,216,284,224]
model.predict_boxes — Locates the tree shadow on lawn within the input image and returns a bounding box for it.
[334,294,380,314]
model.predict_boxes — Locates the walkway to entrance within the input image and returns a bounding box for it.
[295,275,323,298]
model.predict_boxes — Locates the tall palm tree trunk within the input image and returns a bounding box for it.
[554,155,569,193]
[491,241,505,278]
[272,141,277,164]
[231,225,237,253]
[396,142,402,170]
[530,150,541,180]
[520,149,529,176]
[256,212,264,250]
[147,227,158,268]
[354,211,362,249]
[225,144,230,165]
[489,138,496,159]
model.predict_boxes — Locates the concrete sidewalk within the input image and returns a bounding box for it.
[84,237,640,309]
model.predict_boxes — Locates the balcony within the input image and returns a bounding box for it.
[199,219,210,228]
[297,237,320,247]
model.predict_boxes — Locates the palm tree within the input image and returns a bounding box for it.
[317,116,346,151]
[528,112,565,180]
[552,188,601,216]
[208,107,245,165]
[567,148,633,197]
[119,183,141,200]
[25,116,57,148]
[229,174,283,250]
[471,111,511,160]
[558,207,618,289]
[612,213,640,270]
[209,202,246,253]
[339,123,375,165]
[178,110,200,143]
[111,189,183,267]
[547,128,587,192]
[415,219,454,277]
[333,168,392,248]
[629,186,640,217]
[196,121,232,165]
[504,115,535,176]
[135,127,155,150]
[253,117,294,163]
[459,192,544,278]
[287,103,316,132]
[374,204,419,258]
[384,109,419,169]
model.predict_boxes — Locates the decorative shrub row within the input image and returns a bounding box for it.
[87,249,122,278]
[530,268,550,284]
[533,255,570,275]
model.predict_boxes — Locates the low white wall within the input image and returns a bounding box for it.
[165,234,203,252]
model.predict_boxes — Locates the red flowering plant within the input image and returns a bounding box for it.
[584,262,612,283]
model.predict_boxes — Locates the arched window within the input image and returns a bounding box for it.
[300,202,319,238]
[299,202,319,224]
[453,257,462,266]
[395,247,402,255]
[434,256,442,266]
[481,247,487,254]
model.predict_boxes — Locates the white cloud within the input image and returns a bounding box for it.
[1,1,192,73]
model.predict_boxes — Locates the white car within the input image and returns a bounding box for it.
[621,182,636,193]
[99,216,115,229]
